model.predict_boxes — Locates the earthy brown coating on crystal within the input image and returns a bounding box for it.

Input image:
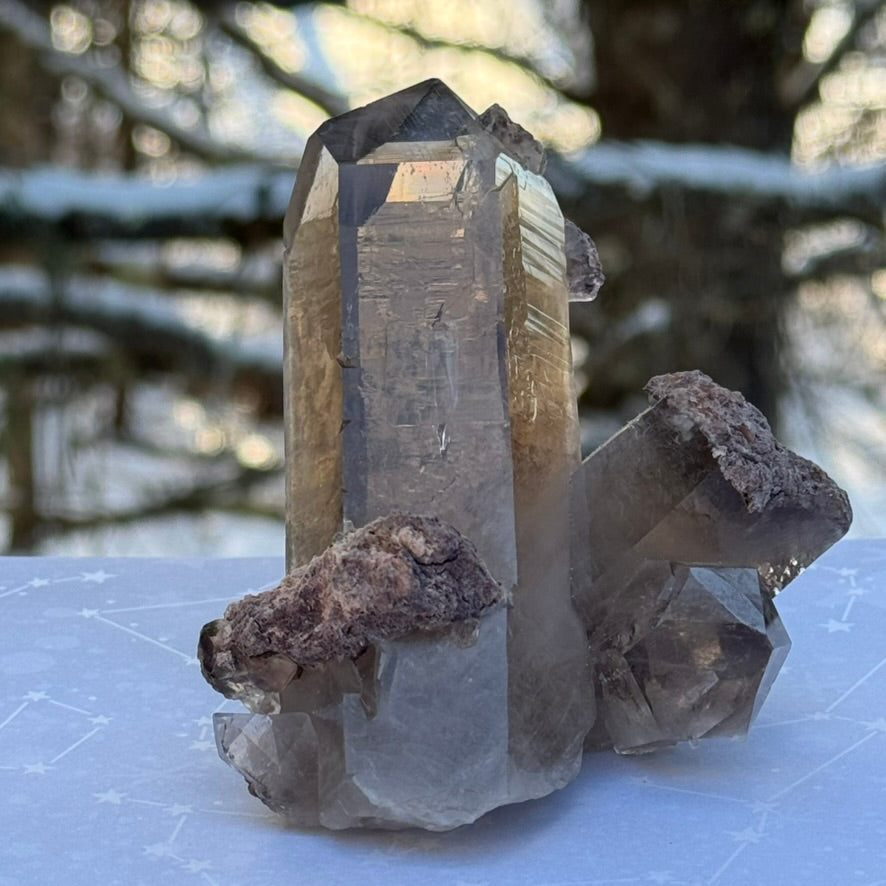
[478,103,547,174]
[645,370,852,525]
[575,370,852,596]
[199,514,505,706]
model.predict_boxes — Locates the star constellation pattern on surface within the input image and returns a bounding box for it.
[0,542,883,886]
[611,544,886,886]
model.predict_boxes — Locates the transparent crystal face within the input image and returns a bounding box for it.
[591,564,791,754]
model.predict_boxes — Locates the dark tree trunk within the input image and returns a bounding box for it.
[0,33,56,166]
[6,376,38,552]
[570,0,808,425]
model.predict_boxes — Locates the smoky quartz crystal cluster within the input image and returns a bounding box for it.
[199,80,851,830]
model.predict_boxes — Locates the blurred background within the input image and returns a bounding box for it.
[0,0,883,556]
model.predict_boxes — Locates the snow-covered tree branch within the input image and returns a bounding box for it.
[2,140,883,243]
[0,266,282,390]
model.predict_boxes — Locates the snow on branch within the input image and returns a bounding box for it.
[1,139,884,242]
[0,165,293,240]
[552,141,886,228]
[0,0,291,165]
[0,265,282,385]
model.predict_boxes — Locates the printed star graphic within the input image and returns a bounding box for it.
[94,789,126,804]
[28,578,50,588]
[79,609,100,618]
[89,715,112,725]
[81,570,115,584]
[23,691,49,702]
[820,619,853,633]
[862,717,886,733]
[184,860,212,873]
[143,842,174,858]
[190,740,214,752]
[166,804,194,817]
[728,827,764,844]
[23,763,52,775]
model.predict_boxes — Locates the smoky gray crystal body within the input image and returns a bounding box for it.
[200,82,853,830]
[216,79,594,829]
[214,608,509,830]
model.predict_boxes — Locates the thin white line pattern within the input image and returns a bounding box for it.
[1,558,282,884]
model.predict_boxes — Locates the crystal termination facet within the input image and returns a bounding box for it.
[572,370,850,753]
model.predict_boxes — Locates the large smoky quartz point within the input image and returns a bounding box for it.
[205,79,594,829]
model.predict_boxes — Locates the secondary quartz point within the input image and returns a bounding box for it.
[564,219,605,302]
[226,79,594,828]
[588,562,791,753]
[477,103,546,174]
[573,370,851,753]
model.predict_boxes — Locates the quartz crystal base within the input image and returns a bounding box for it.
[214,610,510,831]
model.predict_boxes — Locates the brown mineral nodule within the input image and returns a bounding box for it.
[478,102,546,174]
[199,514,504,711]
[645,370,852,520]
[577,370,852,597]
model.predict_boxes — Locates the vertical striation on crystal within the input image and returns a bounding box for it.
[236,79,595,827]
[572,370,850,753]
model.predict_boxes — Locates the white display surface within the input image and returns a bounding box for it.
[0,539,883,886]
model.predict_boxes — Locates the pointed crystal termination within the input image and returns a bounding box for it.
[229,79,594,828]
[572,370,850,754]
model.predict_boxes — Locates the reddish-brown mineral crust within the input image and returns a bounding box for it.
[645,370,852,525]
[478,103,546,174]
[199,514,505,705]
[572,370,852,753]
